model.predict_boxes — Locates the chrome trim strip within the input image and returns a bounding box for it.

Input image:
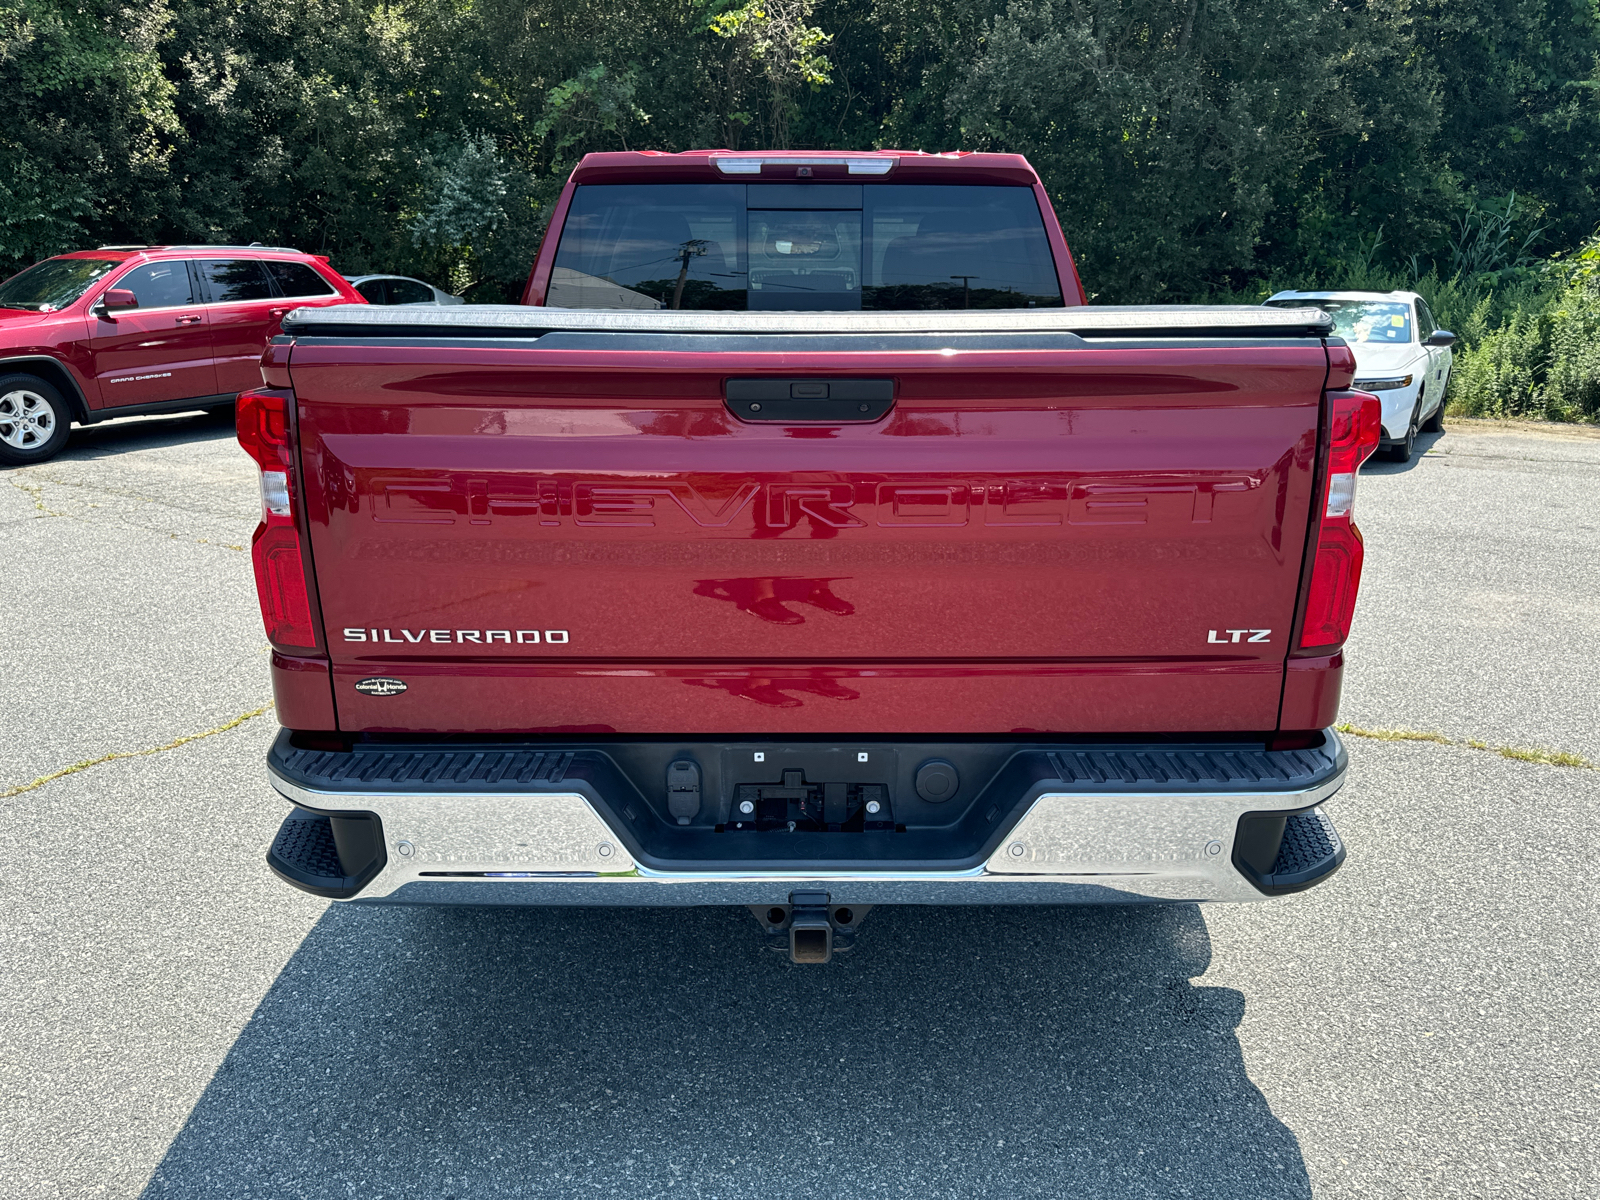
[269,762,1345,905]
[363,876,1269,908]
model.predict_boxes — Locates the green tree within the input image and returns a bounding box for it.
[945,0,1361,300]
[0,0,179,268]
[3,0,1598,327]
[409,133,542,298]
[1415,0,1600,250]
[161,0,418,268]
[708,0,834,148]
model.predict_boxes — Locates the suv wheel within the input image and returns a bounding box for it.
[0,374,72,465]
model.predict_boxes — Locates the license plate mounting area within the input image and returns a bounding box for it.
[720,746,899,832]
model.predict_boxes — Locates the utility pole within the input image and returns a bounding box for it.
[950,274,979,308]
[672,240,712,310]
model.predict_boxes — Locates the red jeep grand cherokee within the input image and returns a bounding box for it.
[0,244,364,465]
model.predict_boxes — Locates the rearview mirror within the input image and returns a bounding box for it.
[95,288,139,319]
[1426,329,1457,348]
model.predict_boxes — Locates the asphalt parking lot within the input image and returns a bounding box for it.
[3,414,1597,1199]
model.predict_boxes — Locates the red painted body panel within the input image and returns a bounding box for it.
[330,659,1285,735]
[521,180,577,307]
[565,149,1043,188]
[267,152,1352,738]
[1280,652,1343,731]
[85,305,216,404]
[210,297,291,395]
[0,312,103,407]
[271,651,337,729]
[1031,181,1087,307]
[1326,344,1357,389]
[291,341,1327,734]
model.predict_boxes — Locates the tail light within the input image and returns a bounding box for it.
[1298,390,1382,650]
[238,389,319,653]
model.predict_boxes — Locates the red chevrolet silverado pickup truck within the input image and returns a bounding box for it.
[246,151,1380,962]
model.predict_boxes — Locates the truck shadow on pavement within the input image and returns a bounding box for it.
[141,903,1310,1199]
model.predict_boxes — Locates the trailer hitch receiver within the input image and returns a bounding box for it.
[749,893,873,964]
[788,892,833,963]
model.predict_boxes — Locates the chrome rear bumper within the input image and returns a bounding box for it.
[267,748,1347,905]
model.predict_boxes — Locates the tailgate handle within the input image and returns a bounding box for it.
[725,377,894,423]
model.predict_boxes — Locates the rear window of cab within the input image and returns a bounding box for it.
[548,183,1064,311]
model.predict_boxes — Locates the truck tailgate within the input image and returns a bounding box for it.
[283,306,1332,734]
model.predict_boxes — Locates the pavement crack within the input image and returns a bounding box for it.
[15,470,248,521]
[5,472,246,551]
[1,704,275,799]
[8,475,64,517]
[1336,722,1596,770]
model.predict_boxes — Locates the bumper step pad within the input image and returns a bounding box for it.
[271,809,342,877]
[266,807,387,899]
[1237,805,1346,895]
[1274,807,1344,877]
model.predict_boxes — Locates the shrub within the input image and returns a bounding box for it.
[1543,301,1600,420]
[1448,309,1548,418]
[1444,236,1600,423]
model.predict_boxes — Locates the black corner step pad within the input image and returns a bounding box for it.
[266,809,371,900]
[1258,807,1346,894]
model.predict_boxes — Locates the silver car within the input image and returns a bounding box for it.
[343,274,465,306]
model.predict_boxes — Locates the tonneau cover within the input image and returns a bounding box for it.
[281,303,1334,339]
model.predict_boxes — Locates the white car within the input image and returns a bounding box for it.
[1264,290,1455,461]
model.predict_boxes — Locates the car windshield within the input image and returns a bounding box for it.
[1267,298,1412,344]
[0,256,122,312]
[549,183,1064,311]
